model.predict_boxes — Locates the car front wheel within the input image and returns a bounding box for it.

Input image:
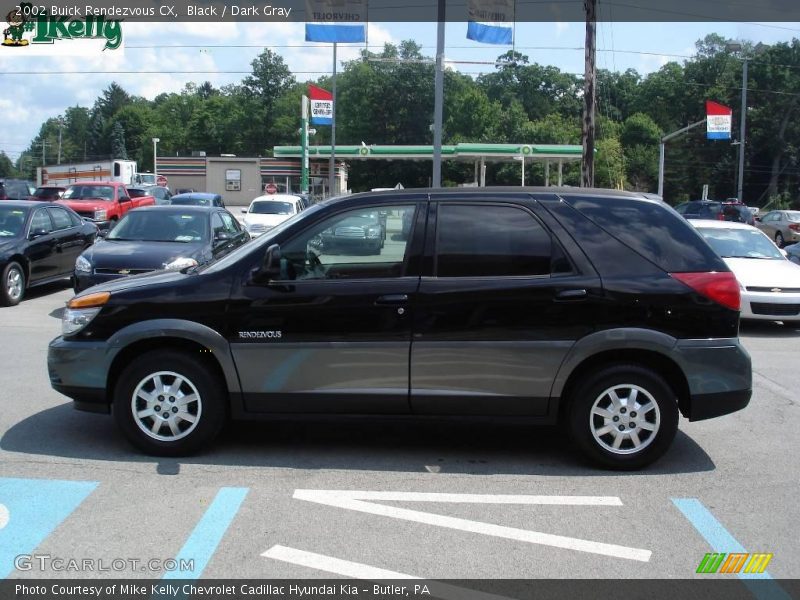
[1,261,25,306]
[113,350,227,456]
[567,365,678,470]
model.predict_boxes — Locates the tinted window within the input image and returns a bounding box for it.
[48,207,74,230]
[436,204,555,277]
[31,209,53,234]
[565,195,724,272]
[219,211,240,234]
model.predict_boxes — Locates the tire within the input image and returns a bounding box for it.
[113,350,227,456]
[567,364,679,470]
[775,232,785,248]
[1,261,25,306]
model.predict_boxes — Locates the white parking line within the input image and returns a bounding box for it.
[0,504,8,530]
[293,490,651,562]
[262,545,515,600]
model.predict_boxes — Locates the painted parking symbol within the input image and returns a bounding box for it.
[0,477,97,579]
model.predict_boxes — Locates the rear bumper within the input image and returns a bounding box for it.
[673,337,752,421]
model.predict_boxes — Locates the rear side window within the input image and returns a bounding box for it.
[564,195,725,272]
[435,204,564,277]
[48,207,74,230]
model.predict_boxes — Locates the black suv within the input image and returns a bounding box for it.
[48,188,752,469]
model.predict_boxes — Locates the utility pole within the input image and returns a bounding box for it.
[301,95,309,194]
[57,119,64,165]
[432,0,445,188]
[40,139,47,166]
[328,42,337,197]
[581,0,596,188]
[737,58,748,202]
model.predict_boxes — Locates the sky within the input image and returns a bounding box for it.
[1,20,799,165]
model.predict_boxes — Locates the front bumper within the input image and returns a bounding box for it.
[741,290,800,322]
[673,337,752,421]
[48,336,113,413]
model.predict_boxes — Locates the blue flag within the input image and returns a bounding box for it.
[467,21,513,45]
[305,24,366,43]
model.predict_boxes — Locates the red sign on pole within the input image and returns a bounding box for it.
[265,183,278,194]
[309,84,333,126]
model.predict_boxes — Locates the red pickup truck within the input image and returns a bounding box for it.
[58,181,155,230]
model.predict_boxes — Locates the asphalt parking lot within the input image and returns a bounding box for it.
[0,283,798,586]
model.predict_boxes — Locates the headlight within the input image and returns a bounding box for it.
[62,292,109,336]
[75,255,92,273]
[164,257,198,271]
[93,209,107,221]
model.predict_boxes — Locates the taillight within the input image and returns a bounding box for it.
[789,223,800,232]
[670,271,740,311]
[716,213,725,220]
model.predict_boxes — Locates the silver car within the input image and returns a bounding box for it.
[755,210,800,247]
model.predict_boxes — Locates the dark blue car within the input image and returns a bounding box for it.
[168,192,224,208]
[72,205,248,292]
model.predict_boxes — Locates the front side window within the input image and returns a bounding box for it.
[48,207,74,230]
[435,204,559,277]
[219,211,240,234]
[279,205,416,281]
[30,209,53,234]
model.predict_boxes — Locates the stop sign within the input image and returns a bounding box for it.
[265,183,278,194]
[156,175,168,187]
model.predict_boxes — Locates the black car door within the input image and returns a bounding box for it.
[47,206,85,275]
[226,200,424,414]
[24,207,59,283]
[409,194,601,417]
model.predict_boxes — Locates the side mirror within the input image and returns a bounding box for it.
[97,228,108,238]
[214,231,233,243]
[29,228,49,239]
[260,243,282,278]
[241,208,247,214]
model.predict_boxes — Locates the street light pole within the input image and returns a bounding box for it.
[152,137,160,179]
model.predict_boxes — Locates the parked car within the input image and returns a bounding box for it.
[691,219,800,323]
[72,205,249,292]
[755,210,800,248]
[0,179,35,200]
[58,182,155,230]
[30,186,66,201]
[169,192,225,208]
[241,194,303,237]
[49,188,752,468]
[786,243,800,265]
[175,188,196,195]
[148,186,172,205]
[318,209,385,254]
[1,201,97,306]
[674,200,755,225]
[125,187,157,205]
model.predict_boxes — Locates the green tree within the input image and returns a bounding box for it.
[110,121,128,159]
[0,151,15,177]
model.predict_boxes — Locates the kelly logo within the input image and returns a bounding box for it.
[696,552,773,574]
[2,2,122,51]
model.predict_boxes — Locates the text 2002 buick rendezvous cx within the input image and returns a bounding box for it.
[48,188,752,469]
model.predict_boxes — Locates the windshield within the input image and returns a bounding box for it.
[0,206,27,237]
[107,211,209,243]
[63,185,114,201]
[171,195,211,206]
[33,187,62,199]
[139,174,156,184]
[250,201,295,215]
[697,227,784,260]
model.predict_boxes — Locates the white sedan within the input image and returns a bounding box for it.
[241,194,303,237]
[692,219,800,323]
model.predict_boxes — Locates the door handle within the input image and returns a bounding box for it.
[375,294,408,305]
[555,289,587,300]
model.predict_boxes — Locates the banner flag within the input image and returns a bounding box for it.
[467,0,514,45]
[305,0,366,43]
[706,100,732,140]
[309,84,333,125]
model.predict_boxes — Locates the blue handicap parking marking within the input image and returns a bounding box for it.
[0,477,97,579]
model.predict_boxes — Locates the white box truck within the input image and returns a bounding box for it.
[37,159,137,187]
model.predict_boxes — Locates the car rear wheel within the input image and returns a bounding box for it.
[113,350,227,456]
[775,232,785,248]
[567,364,678,470]
[1,261,25,306]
